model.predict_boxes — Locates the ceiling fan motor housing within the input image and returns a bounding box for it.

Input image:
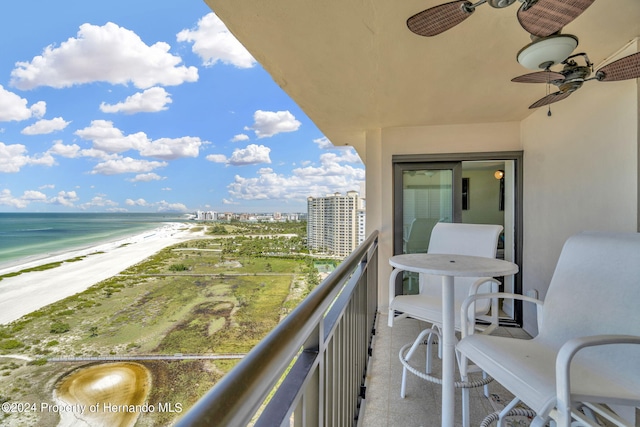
[488,0,518,8]
[558,65,591,92]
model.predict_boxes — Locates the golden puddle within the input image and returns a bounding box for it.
[55,362,151,427]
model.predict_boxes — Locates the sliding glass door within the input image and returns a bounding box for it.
[392,153,523,325]
[393,162,462,294]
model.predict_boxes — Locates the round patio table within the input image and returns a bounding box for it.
[389,253,519,427]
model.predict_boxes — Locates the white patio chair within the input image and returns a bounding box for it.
[388,222,503,416]
[404,217,439,254]
[402,218,440,290]
[458,231,640,427]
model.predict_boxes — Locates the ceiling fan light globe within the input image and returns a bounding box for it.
[517,34,579,70]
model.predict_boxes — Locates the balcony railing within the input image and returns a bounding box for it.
[177,231,379,426]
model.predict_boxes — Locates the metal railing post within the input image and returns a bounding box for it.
[176,232,378,427]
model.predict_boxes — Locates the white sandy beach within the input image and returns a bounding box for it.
[0,222,201,325]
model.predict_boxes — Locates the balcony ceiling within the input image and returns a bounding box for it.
[204,0,640,147]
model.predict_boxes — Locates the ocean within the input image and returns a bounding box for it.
[0,212,188,267]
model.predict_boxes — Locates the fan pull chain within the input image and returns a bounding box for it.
[546,73,552,117]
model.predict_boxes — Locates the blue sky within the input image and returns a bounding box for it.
[0,1,364,213]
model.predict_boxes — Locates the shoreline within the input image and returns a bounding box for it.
[0,221,180,273]
[0,222,201,325]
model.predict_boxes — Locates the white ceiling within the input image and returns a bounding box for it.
[205,0,640,147]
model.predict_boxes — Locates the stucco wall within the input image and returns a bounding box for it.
[520,43,639,333]
[367,43,639,334]
[365,122,522,321]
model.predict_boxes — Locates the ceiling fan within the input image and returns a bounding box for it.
[407,0,595,38]
[512,50,640,108]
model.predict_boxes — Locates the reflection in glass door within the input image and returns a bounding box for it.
[393,163,461,294]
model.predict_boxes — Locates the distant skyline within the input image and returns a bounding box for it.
[0,1,364,213]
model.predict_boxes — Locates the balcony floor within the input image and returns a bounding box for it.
[360,312,532,427]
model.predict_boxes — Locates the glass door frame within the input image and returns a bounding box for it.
[393,161,462,256]
[392,151,524,326]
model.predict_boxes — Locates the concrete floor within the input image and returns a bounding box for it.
[359,312,534,427]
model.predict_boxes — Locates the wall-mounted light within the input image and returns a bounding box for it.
[494,170,505,180]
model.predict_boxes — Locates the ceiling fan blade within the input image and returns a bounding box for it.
[596,52,640,82]
[407,1,474,37]
[512,70,565,83]
[517,0,595,38]
[529,91,572,108]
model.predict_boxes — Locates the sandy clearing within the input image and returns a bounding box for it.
[54,362,151,427]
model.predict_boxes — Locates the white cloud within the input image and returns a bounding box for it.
[0,142,55,173]
[317,150,363,165]
[48,141,119,161]
[90,157,168,175]
[128,173,164,182]
[313,137,334,149]
[48,142,81,158]
[206,154,227,163]
[0,85,46,121]
[126,198,149,206]
[21,117,70,135]
[11,22,198,90]
[231,133,249,142]
[28,152,56,167]
[313,136,353,151]
[228,144,271,166]
[124,197,187,212]
[23,190,49,206]
[223,198,239,205]
[0,143,29,173]
[49,190,79,207]
[79,195,119,209]
[227,150,364,201]
[75,120,147,153]
[156,200,188,212]
[0,189,48,208]
[0,188,83,208]
[245,110,301,138]
[177,12,256,69]
[139,136,202,160]
[100,87,172,114]
[207,145,272,166]
[75,120,205,160]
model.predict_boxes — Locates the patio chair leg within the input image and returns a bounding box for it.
[458,351,471,427]
[461,386,470,427]
[498,397,521,427]
[399,328,437,398]
[401,366,408,398]
[483,371,489,398]
[426,331,435,374]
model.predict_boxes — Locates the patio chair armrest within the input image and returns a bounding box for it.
[468,278,501,334]
[460,292,544,337]
[388,267,405,326]
[468,277,501,296]
[555,335,640,426]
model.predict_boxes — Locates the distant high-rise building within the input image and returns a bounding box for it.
[307,191,365,257]
[196,210,217,220]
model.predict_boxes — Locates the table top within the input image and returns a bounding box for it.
[389,253,519,277]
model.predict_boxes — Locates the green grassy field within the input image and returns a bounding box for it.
[0,223,327,426]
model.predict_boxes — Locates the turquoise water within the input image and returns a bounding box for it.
[0,212,187,266]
